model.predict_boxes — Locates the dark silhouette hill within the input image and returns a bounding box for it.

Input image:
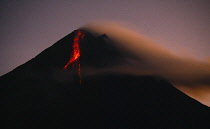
[0,30,210,129]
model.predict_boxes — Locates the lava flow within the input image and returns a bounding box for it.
[63,30,84,84]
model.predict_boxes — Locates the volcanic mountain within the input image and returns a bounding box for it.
[0,30,210,129]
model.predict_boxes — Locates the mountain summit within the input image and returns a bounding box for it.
[1,30,210,129]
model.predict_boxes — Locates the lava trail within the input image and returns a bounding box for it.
[63,30,84,84]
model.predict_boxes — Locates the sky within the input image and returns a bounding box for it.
[0,0,209,76]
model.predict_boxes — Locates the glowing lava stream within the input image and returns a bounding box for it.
[63,30,84,84]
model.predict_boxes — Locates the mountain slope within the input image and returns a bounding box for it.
[0,30,210,129]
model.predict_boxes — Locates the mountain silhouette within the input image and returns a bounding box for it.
[0,30,210,129]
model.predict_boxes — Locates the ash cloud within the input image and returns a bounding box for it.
[80,22,210,86]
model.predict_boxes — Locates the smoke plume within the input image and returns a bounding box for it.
[80,22,210,86]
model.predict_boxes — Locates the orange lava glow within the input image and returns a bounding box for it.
[63,30,84,84]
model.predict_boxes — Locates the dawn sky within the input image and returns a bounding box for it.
[0,0,209,76]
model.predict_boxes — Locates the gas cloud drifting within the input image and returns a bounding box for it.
[79,22,210,86]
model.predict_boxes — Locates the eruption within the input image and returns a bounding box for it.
[63,30,84,83]
[0,22,209,129]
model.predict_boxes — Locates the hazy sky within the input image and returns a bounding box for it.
[0,0,209,76]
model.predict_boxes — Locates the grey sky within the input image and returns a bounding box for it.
[0,0,209,76]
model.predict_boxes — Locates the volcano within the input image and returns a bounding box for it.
[0,30,210,129]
